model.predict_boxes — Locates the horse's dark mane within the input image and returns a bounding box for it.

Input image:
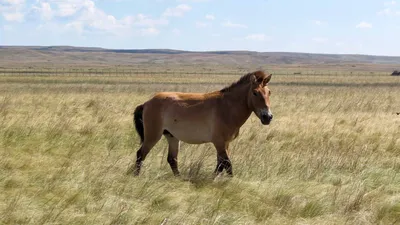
[220,70,266,93]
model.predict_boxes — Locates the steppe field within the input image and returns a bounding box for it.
[0,63,400,224]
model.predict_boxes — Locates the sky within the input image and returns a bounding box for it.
[0,0,399,56]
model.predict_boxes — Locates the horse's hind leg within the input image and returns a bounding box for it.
[164,132,180,176]
[133,124,163,176]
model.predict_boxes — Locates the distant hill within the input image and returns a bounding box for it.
[0,46,399,71]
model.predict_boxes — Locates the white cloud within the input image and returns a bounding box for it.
[205,14,215,20]
[245,34,269,41]
[124,14,169,27]
[312,20,326,26]
[378,8,400,16]
[3,0,25,4]
[384,1,396,6]
[312,37,328,43]
[195,21,208,27]
[221,20,247,28]
[30,1,167,37]
[32,2,53,20]
[172,28,181,35]
[0,0,25,22]
[57,2,82,17]
[336,42,344,46]
[3,12,24,22]
[378,8,391,15]
[163,4,191,17]
[356,22,372,28]
[378,1,400,16]
[3,25,13,31]
[139,27,159,36]
[65,21,84,34]
[32,0,92,18]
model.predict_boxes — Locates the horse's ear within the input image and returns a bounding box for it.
[262,74,272,86]
[251,74,258,85]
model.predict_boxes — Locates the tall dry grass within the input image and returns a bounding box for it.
[0,73,399,224]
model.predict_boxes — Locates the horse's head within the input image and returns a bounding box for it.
[248,71,273,125]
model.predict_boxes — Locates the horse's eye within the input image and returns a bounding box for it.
[253,91,258,96]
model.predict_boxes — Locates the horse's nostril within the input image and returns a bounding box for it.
[261,114,271,121]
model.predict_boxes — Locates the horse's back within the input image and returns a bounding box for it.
[143,91,220,144]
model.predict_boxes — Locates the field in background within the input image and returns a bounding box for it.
[0,68,400,224]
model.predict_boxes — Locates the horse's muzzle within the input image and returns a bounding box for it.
[261,114,273,125]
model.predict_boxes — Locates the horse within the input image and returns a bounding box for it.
[130,70,273,177]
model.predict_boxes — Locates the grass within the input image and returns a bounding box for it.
[0,71,399,224]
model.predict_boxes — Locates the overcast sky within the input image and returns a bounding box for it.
[0,0,399,56]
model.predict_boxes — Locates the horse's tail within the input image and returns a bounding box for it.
[133,104,145,144]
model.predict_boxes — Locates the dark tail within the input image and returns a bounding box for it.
[133,104,145,144]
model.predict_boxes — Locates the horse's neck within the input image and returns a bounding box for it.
[220,85,252,128]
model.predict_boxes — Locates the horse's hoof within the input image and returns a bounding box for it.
[173,173,181,177]
[126,167,140,176]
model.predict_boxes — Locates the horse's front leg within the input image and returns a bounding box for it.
[213,142,232,176]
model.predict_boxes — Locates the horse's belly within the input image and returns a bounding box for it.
[165,122,213,144]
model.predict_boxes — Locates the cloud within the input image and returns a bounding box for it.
[57,1,83,17]
[3,0,25,4]
[195,21,209,28]
[32,2,53,20]
[124,14,169,27]
[245,34,269,41]
[221,20,247,28]
[31,0,93,18]
[3,25,13,31]
[65,21,84,34]
[29,0,168,37]
[312,37,328,43]
[312,20,326,26]
[205,14,215,20]
[335,42,344,46]
[3,12,24,22]
[356,22,372,28]
[172,28,181,35]
[384,0,396,6]
[378,8,400,16]
[73,2,131,34]
[0,0,25,22]
[163,4,191,17]
[314,20,322,25]
[139,27,160,36]
[378,1,400,16]
[1,1,188,38]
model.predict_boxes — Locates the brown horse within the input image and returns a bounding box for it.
[130,70,273,177]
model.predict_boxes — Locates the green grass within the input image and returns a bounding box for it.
[0,71,399,224]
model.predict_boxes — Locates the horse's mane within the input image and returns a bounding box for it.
[220,70,267,93]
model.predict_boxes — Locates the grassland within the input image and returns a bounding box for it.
[0,70,399,225]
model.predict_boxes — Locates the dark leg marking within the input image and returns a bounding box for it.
[167,154,179,176]
[133,147,143,176]
[164,133,180,176]
[214,153,233,176]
